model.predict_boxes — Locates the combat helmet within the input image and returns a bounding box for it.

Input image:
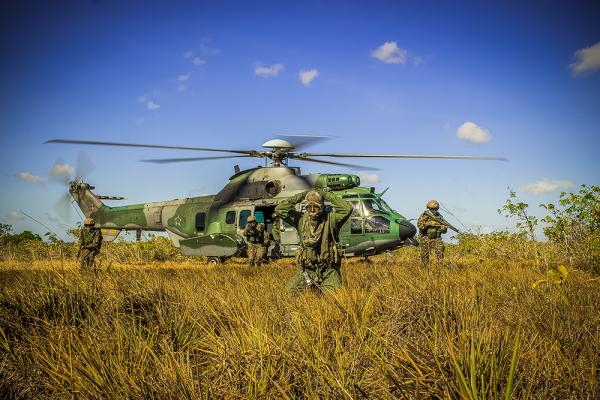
[247,215,256,223]
[426,200,439,210]
[84,217,95,226]
[305,190,323,206]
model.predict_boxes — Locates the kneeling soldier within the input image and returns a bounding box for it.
[275,188,352,293]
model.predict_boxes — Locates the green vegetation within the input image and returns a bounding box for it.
[0,186,598,398]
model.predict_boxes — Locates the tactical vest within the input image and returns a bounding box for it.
[245,224,264,244]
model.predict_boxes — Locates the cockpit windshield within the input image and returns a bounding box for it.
[362,199,387,215]
[377,198,393,213]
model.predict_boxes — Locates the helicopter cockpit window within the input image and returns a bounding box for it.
[195,212,206,232]
[350,218,363,234]
[365,216,390,234]
[362,199,386,215]
[351,201,363,217]
[378,198,393,212]
[225,211,236,224]
[239,210,251,228]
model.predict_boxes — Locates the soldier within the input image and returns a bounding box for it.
[243,215,268,267]
[78,217,103,270]
[275,188,352,293]
[417,200,447,266]
[269,212,282,259]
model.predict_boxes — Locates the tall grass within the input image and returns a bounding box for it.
[0,242,598,399]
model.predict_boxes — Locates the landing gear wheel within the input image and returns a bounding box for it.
[206,256,229,265]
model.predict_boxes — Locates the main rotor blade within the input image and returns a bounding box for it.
[140,155,253,164]
[291,155,378,171]
[276,134,330,151]
[297,153,507,161]
[46,139,255,155]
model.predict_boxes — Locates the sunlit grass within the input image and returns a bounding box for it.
[0,246,598,399]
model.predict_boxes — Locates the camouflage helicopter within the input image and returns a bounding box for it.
[47,136,504,264]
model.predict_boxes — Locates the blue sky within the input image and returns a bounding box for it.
[1,0,599,239]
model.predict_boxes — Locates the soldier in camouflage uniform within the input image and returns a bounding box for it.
[243,215,268,267]
[275,188,352,293]
[78,217,103,270]
[417,200,447,266]
[269,212,282,259]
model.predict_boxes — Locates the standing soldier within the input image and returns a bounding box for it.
[275,188,352,293]
[417,200,447,266]
[269,212,282,259]
[243,215,268,267]
[78,217,103,270]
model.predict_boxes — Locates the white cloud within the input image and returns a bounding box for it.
[193,57,206,66]
[255,63,284,78]
[49,163,74,178]
[16,172,47,184]
[570,41,600,75]
[183,50,194,59]
[521,178,574,195]
[147,101,160,110]
[178,73,190,82]
[5,211,24,221]
[357,172,381,184]
[137,95,147,103]
[299,69,319,86]
[456,121,492,143]
[178,84,188,92]
[371,41,407,64]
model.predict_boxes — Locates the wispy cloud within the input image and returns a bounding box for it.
[521,178,574,195]
[193,57,206,66]
[147,101,160,110]
[570,41,600,75]
[255,63,284,78]
[183,50,194,59]
[16,172,47,184]
[5,211,24,221]
[412,56,424,66]
[137,95,147,103]
[357,172,381,184]
[178,74,190,82]
[49,163,74,178]
[178,84,188,92]
[299,69,319,86]
[371,41,407,64]
[456,121,492,143]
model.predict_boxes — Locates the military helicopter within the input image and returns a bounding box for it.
[47,136,504,263]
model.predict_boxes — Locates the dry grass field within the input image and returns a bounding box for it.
[0,242,598,399]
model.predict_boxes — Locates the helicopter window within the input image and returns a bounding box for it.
[239,210,251,228]
[378,198,393,212]
[225,211,236,224]
[350,218,363,234]
[362,199,386,215]
[351,201,363,217]
[254,211,265,223]
[365,216,390,234]
[195,212,206,232]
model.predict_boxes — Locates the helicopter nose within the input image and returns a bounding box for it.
[398,220,417,241]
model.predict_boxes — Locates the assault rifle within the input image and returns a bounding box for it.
[427,212,460,233]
